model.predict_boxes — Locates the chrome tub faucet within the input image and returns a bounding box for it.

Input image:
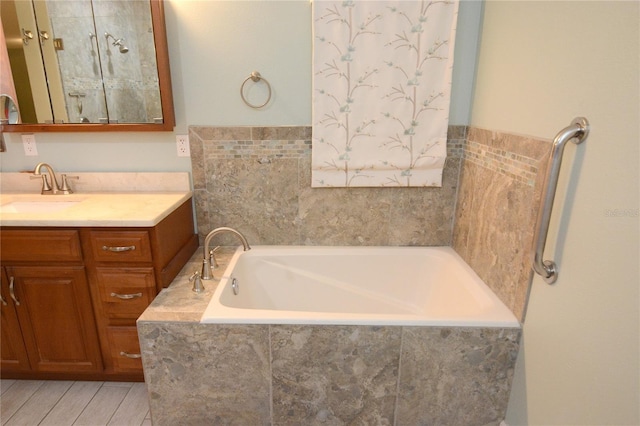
[201,227,250,281]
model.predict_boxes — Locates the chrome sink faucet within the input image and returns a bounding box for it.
[32,162,78,195]
[201,227,250,280]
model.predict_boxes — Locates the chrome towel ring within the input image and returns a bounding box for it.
[240,71,272,109]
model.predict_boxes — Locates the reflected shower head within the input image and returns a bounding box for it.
[104,32,129,53]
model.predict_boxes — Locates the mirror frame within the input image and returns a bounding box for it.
[3,0,175,132]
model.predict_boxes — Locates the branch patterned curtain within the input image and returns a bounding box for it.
[312,0,459,187]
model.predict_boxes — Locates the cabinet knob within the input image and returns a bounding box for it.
[119,351,142,359]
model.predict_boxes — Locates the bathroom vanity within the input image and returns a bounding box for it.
[0,173,198,381]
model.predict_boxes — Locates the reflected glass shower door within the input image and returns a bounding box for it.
[39,0,108,123]
[92,0,161,124]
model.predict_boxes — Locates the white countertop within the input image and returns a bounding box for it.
[0,192,192,227]
[0,172,193,227]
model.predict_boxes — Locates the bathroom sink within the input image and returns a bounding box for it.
[0,200,81,214]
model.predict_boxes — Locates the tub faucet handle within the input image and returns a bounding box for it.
[189,271,204,293]
[209,246,221,269]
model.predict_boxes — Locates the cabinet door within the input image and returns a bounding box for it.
[0,269,31,373]
[6,266,103,373]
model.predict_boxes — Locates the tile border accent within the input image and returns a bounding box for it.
[464,140,539,186]
[464,127,550,187]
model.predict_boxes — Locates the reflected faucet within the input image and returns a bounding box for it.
[32,162,77,195]
[201,227,250,280]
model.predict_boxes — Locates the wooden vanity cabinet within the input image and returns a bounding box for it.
[0,231,103,377]
[0,198,198,381]
[0,268,31,373]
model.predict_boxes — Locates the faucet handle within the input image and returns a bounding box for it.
[189,271,205,293]
[30,174,53,194]
[209,246,221,269]
[59,174,79,194]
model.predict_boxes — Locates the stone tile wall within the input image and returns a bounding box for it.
[139,321,520,425]
[453,127,551,321]
[188,125,465,247]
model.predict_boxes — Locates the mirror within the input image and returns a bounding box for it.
[1,94,20,124]
[1,0,174,132]
[0,94,18,151]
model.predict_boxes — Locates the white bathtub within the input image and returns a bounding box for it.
[201,246,520,327]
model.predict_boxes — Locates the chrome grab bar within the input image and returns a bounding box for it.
[531,117,589,284]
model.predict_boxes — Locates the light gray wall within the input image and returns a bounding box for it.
[471,1,639,424]
[0,0,481,173]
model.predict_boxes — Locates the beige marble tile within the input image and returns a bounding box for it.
[468,127,551,163]
[190,126,252,141]
[188,128,206,190]
[388,157,461,246]
[271,325,401,425]
[447,124,468,140]
[298,186,393,245]
[396,327,520,426]
[189,125,460,247]
[453,128,551,321]
[453,160,537,319]
[251,126,312,141]
[204,157,301,245]
[138,322,271,425]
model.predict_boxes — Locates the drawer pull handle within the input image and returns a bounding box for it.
[119,351,142,359]
[0,294,7,306]
[102,245,136,252]
[110,292,143,300]
[9,277,20,306]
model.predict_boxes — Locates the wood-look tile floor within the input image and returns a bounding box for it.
[0,380,151,426]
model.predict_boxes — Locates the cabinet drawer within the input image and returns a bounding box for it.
[107,327,143,372]
[0,229,82,262]
[88,231,152,263]
[96,267,156,320]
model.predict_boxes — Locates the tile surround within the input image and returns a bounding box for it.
[139,319,520,426]
[188,125,464,247]
[453,127,551,321]
[148,124,554,424]
[397,327,520,425]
